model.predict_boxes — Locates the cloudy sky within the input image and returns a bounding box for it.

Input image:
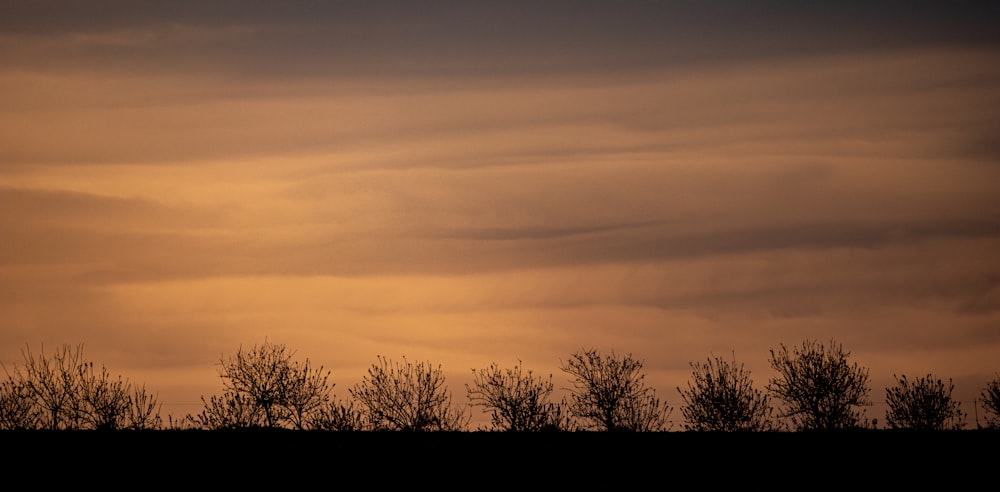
[2,1,999,428]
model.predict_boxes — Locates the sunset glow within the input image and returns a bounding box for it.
[2,1,999,428]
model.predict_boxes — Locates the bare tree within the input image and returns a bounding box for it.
[76,362,135,430]
[978,373,1000,429]
[125,382,163,430]
[884,373,965,430]
[307,399,367,431]
[1,343,162,430]
[767,339,873,430]
[186,340,348,430]
[467,360,570,431]
[678,353,778,431]
[189,392,264,430]
[0,378,41,430]
[349,355,470,431]
[282,357,337,430]
[560,348,672,432]
[14,343,87,430]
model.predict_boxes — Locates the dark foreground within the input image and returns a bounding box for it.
[1,429,994,488]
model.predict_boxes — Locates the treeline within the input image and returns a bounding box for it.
[1,339,998,432]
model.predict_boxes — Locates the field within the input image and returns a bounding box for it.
[1,429,993,488]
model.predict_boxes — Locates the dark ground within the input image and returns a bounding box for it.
[1,429,994,488]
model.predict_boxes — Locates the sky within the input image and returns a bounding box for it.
[2,1,999,429]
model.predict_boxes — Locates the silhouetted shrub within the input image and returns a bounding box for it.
[0,376,41,430]
[678,353,778,431]
[980,373,1000,429]
[467,360,571,431]
[884,373,966,430]
[186,339,357,430]
[767,339,873,430]
[0,343,161,430]
[561,348,673,431]
[350,355,470,431]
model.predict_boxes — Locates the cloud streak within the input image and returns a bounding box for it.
[3,1,997,78]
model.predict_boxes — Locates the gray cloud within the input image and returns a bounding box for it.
[16,215,994,283]
[384,218,1000,275]
[4,43,998,171]
[425,219,667,242]
[0,187,225,228]
[2,1,997,80]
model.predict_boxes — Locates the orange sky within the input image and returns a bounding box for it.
[2,1,999,428]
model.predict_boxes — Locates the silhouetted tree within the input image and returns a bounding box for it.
[677,353,778,431]
[884,373,965,430]
[0,378,40,430]
[466,360,571,431]
[13,343,86,430]
[123,382,162,430]
[187,340,354,430]
[188,392,262,430]
[75,362,162,430]
[560,348,672,432]
[349,355,470,431]
[282,355,340,430]
[0,343,162,430]
[979,373,1000,429]
[307,399,367,431]
[766,339,873,430]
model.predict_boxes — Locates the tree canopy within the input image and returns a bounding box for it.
[767,339,873,430]
[678,353,777,431]
[885,373,965,430]
[561,348,673,432]
[466,360,569,431]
